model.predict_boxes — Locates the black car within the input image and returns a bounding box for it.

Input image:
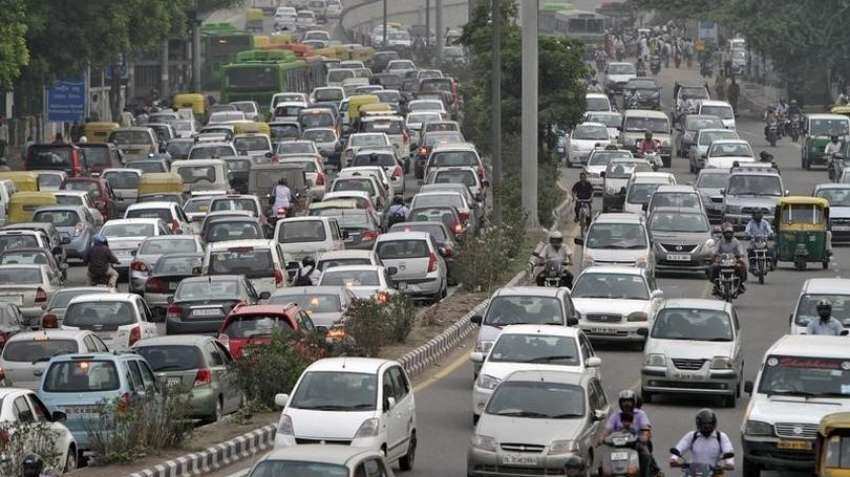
[166,275,267,334]
[623,78,662,110]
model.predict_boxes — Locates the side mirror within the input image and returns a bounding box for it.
[470,314,482,325]
[567,317,579,326]
[386,266,398,276]
[586,356,602,368]
[130,250,137,256]
[274,393,289,407]
[744,381,754,394]
[637,328,649,337]
[61,237,71,245]
[259,291,271,300]
[385,396,397,412]
[341,230,350,239]
[651,289,664,299]
[51,410,67,422]
[470,351,485,363]
[574,237,584,246]
[593,409,607,422]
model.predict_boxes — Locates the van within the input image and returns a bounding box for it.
[620,109,673,167]
[789,278,850,335]
[170,159,230,194]
[741,335,850,477]
[25,144,88,177]
[360,115,409,157]
[274,216,344,261]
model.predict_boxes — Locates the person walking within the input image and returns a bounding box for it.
[728,76,741,114]
[714,75,727,101]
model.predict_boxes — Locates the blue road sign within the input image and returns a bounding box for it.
[47,79,86,122]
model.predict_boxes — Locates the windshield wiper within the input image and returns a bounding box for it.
[494,410,550,418]
[551,413,584,418]
[766,390,816,398]
[298,404,355,411]
[705,337,733,342]
[525,355,575,363]
[154,365,187,371]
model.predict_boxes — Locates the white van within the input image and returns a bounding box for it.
[274,216,345,262]
[741,335,850,477]
[0,179,16,226]
[171,159,231,193]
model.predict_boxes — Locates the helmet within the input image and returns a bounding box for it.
[644,130,653,138]
[832,135,840,142]
[301,256,316,268]
[94,233,107,245]
[549,231,564,246]
[695,409,717,432]
[78,135,88,144]
[393,195,404,205]
[817,298,832,310]
[22,454,45,477]
[618,389,637,410]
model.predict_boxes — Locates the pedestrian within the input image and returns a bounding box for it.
[714,74,727,101]
[728,76,741,113]
[23,135,34,161]
[70,121,83,143]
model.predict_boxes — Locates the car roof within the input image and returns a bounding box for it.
[142,235,196,242]
[814,183,850,190]
[623,109,668,118]
[104,218,163,225]
[376,231,431,241]
[659,298,732,312]
[133,335,211,347]
[801,278,850,294]
[208,239,273,250]
[631,172,675,182]
[654,184,697,193]
[273,286,349,296]
[6,329,92,343]
[650,206,707,216]
[67,293,136,306]
[499,324,581,337]
[305,357,394,373]
[808,114,848,120]
[317,250,375,260]
[431,143,477,153]
[767,335,850,358]
[710,139,749,146]
[700,100,733,107]
[127,201,176,210]
[503,369,586,386]
[577,122,608,129]
[260,444,382,465]
[493,286,563,298]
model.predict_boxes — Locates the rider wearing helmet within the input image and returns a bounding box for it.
[709,223,746,295]
[85,233,120,288]
[637,130,661,157]
[670,409,735,469]
[534,231,573,288]
[600,390,658,477]
[386,195,409,228]
[806,299,844,335]
[744,209,775,264]
[294,256,317,287]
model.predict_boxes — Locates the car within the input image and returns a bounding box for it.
[1,329,109,389]
[230,100,261,121]
[601,158,654,213]
[695,168,730,224]
[142,253,203,319]
[246,446,395,477]
[201,214,265,244]
[233,133,273,160]
[31,206,96,261]
[571,266,662,344]
[1,224,67,267]
[276,139,321,159]
[584,111,623,142]
[312,249,381,282]
[722,166,786,231]
[411,190,477,235]
[132,335,242,422]
[645,184,704,216]
[166,275,266,335]
[124,201,191,234]
[467,370,609,477]
[374,231,448,302]
[688,128,741,172]
[604,62,637,95]
[0,247,66,283]
[641,298,743,406]
[675,114,725,158]
[386,59,417,76]
[470,287,578,376]
[584,149,633,192]
[789,278,850,335]
[672,81,710,121]
[802,114,850,170]
[269,286,356,331]
[740,335,850,477]
[389,221,459,284]
[648,207,714,273]
[218,303,316,358]
[324,209,382,250]
[567,123,611,167]
[303,127,340,160]
[63,175,118,220]
[814,183,850,242]
[620,109,674,166]
[37,352,158,453]
[275,216,345,262]
[578,213,655,274]
[342,133,393,167]
[128,235,205,294]
[704,139,755,169]
[170,120,197,139]
[471,325,601,420]
[424,166,486,204]
[317,265,396,301]
[585,92,613,113]
[61,293,158,351]
[209,194,265,220]
[39,286,117,329]
[350,149,404,196]
[280,156,329,201]
[204,240,288,296]
[405,111,442,135]
[0,387,78,472]
[0,264,60,327]
[623,171,677,214]
[698,99,737,129]
[359,115,409,159]
[272,357,417,469]
[54,190,105,227]
[623,78,662,110]
[100,218,171,272]
[407,99,447,119]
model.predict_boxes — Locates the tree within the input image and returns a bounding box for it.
[0,0,30,89]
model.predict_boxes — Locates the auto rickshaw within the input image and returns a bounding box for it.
[348,95,380,121]
[83,122,120,144]
[137,172,185,199]
[816,412,850,477]
[172,93,207,121]
[8,192,57,223]
[774,196,831,270]
[249,162,310,222]
[0,171,39,192]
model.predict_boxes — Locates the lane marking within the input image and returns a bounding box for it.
[414,343,473,393]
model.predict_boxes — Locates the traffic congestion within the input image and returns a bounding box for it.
[3,1,850,477]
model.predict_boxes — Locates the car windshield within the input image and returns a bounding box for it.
[652,308,733,341]
[248,461,348,477]
[758,356,850,397]
[103,171,140,189]
[627,183,662,204]
[223,315,293,338]
[709,143,751,157]
[270,293,342,313]
[699,130,738,145]
[650,212,708,232]
[43,360,120,392]
[211,199,258,215]
[605,161,651,178]
[109,131,152,145]
[234,136,270,152]
[139,238,197,255]
[624,117,669,133]
[55,195,83,206]
[701,105,734,119]
[33,210,80,227]
[651,192,700,209]
[586,97,610,111]
[176,280,240,301]
[608,64,635,74]
[278,220,327,243]
[277,142,314,155]
[102,222,155,237]
[376,91,401,103]
[810,119,850,137]
[127,161,166,173]
[300,112,334,129]
[589,151,630,167]
[794,294,850,326]
[209,248,274,279]
[586,223,647,249]
[0,235,39,252]
[0,267,42,284]
[134,345,204,372]
[327,69,355,82]
[484,296,563,327]
[290,371,377,411]
[38,174,63,188]
[352,153,396,168]
[818,188,850,206]
[572,273,649,300]
[64,301,135,329]
[586,114,621,128]
[3,339,78,363]
[686,117,724,130]
[681,87,709,100]
[485,381,585,419]
[627,80,657,90]
[320,269,380,286]
[375,239,429,259]
[189,146,233,159]
[573,125,609,141]
[697,173,729,189]
[176,165,217,184]
[126,208,171,222]
[0,251,50,266]
[726,175,782,196]
[489,334,580,366]
[314,88,343,101]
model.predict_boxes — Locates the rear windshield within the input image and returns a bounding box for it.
[362,120,403,135]
[109,131,153,145]
[176,280,240,301]
[38,175,63,189]
[314,89,343,101]
[303,129,336,143]
[209,248,274,278]
[48,289,102,309]
[103,171,140,189]
[33,210,80,227]
[376,239,429,259]
[0,236,40,252]
[64,180,100,197]
[270,293,342,312]
[223,315,294,338]
[189,147,233,159]
[0,267,41,284]
[28,147,72,170]
[320,269,380,286]
[270,124,301,142]
[43,360,120,392]
[276,142,314,155]
[412,194,462,210]
[432,170,476,187]
[206,221,263,242]
[350,135,388,147]
[234,136,270,153]
[0,250,50,266]
[352,154,396,168]
[176,166,217,184]
[134,345,204,372]
[332,178,375,195]
[316,257,371,271]
[126,208,171,222]
[101,222,155,237]
[430,151,477,168]
[127,161,167,173]
[64,301,135,330]
[278,220,327,243]
[3,339,78,363]
[139,238,197,255]
[55,195,83,206]
[210,198,258,215]
[300,112,335,129]
[152,255,203,275]
[390,223,447,240]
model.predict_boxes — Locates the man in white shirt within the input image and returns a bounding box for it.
[670,409,735,469]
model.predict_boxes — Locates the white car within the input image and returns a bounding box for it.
[204,239,287,296]
[585,93,614,112]
[61,293,159,351]
[275,216,345,262]
[583,149,633,191]
[317,265,396,300]
[623,172,677,214]
[567,122,612,167]
[577,213,655,274]
[407,99,447,119]
[704,139,755,169]
[342,132,392,167]
[471,325,601,420]
[338,165,393,198]
[571,266,663,344]
[124,201,192,234]
[789,278,850,334]
[273,358,418,470]
[698,99,737,129]
[295,10,317,29]
[359,115,409,159]
[374,231,448,301]
[0,330,109,390]
[0,387,78,472]
[604,62,637,95]
[100,218,171,271]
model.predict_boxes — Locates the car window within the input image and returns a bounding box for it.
[13,396,33,423]
[388,366,409,400]
[127,360,144,392]
[382,369,396,409]
[298,311,316,332]
[207,342,225,366]
[138,361,156,389]
[214,341,234,364]
[83,335,98,353]
[592,379,608,410]
[27,394,51,422]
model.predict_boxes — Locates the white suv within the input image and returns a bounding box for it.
[274,358,418,470]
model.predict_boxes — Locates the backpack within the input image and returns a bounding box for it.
[689,430,722,449]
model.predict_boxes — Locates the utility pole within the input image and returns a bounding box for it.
[425,0,431,48]
[191,21,201,92]
[435,0,444,65]
[160,40,170,100]
[520,0,539,227]
[382,0,388,47]
[491,0,502,221]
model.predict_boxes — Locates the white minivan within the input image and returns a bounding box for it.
[275,216,345,262]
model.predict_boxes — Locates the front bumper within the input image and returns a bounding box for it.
[654,250,712,271]
[468,448,581,477]
[641,366,738,395]
[742,437,814,471]
[830,220,850,242]
[578,322,647,342]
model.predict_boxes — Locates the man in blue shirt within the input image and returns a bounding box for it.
[744,209,775,265]
[806,299,844,336]
[601,390,658,477]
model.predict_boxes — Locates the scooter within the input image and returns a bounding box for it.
[531,253,572,288]
[766,121,778,147]
[598,431,643,477]
[670,453,735,477]
[650,55,661,75]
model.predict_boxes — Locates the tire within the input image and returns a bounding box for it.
[721,391,737,408]
[202,397,224,425]
[795,258,806,270]
[64,447,78,473]
[742,457,761,477]
[640,387,653,404]
[399,433,417,471]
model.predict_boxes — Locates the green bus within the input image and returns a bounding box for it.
[202,24,255,90]
[221,57,326,113]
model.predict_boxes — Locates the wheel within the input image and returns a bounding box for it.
[441,283,448,299]
[721,391,736,408]
[640,387,653,404]
[64,447,78,473]
[399,433,416,471]
[202,397,224,424]
[742,457,761,477]
[795,258,806,270]
[803,155,810,170]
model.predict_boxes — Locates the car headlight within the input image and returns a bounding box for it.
[471,434,499,452]
[277,413,294,436]
[477,374,502,390]
[627,311,648,322]
[710,356,734,369]
[635,256,648,268]
[645,353,666,366]
[353,417,380,439]
[549,439,578,455]
[745,420,775,436]
[475,340,494,353]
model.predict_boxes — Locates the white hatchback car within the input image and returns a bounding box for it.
[374,231,448,302]
[0,387,78,472]
[203,239,287,296]
[61,293,158,351]
[577,214,655,275]
[274,357,418,470]
[275,216,345,262]
[124,201,192,235]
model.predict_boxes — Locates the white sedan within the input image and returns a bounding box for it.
[0,387,78,472]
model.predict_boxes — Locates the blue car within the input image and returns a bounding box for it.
[32,206,97,260]
[37,352,159,451]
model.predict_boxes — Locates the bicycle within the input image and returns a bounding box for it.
[577,198,593,238]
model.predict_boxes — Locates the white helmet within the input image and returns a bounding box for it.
[549,231,564,244]
[78,136,88,144]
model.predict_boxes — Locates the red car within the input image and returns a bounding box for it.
[217,303,315,358]
[63,176,118,220]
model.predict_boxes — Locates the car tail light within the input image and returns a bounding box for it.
[316,172,325,186]
[166,304,182,320]
[217,333,230,347]
[392,166,403,178]
[73,223,84,237]
[128,326,141,347]
[171,219,182,234]
[442,246,453,257]
[35,287,47,303]
[130,260,148,272]
[145,278,167,294]
[274,268,285,286]
[458,211,470,224]
[478,165,485,179]
[427,252,438,272]
[194,368,212,387]
[42,313,58,329]
[117,392,132,412]
[362,230,379,241]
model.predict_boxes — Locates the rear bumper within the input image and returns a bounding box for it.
[166,317,224,335]
[396,276,442,297]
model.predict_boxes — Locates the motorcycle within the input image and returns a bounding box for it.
[598,431,645,477]
[700,60,713,78]
[766,121,778,147]
[715,253,741,302]
[650,55,661,75]
[747,235,773,284]
[642,151,663,170]
[531,253,572,288]
[670,454,734,477]
[788,113,802,142]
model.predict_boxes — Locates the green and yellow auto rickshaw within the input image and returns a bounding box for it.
[816,412,850,477]
[774,196,831,270]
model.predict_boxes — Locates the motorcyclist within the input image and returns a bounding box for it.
[600,390,659,477]
[744,210,775,264]
[85,233,119,288]
[787,99,802,117]
[636,131,661,156]
[670,409,735,470]
[534,231,573,288]
[709,223,746,295]
[636,57,647,77]
[825,135,843,157]
[571,172,594,223]
[272,177,294,218]
[386,195,409,228]
[588,78,604,93]
[764,107,779,139]
[293,256,316,287]
[806,299,844,336]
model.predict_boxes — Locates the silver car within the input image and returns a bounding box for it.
[101,218,172,272]
[40,286,117,328]
[467,370,609,476]
[0,329,109,389]
[129,235,205,293]
[695,168,730,224]
[640,299,743,407]
[0,265,61,327]
[247,445,395,477]
[374,232,448,302]
[648,207,714,273]
[688,128,740,172]
[303,127,339,158]
[268,286,356,330]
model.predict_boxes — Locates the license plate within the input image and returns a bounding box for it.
[673,372,705,381]
[397,282,408,291]
[667,254,691,261]
[64,406,97,415]
[834,225,850,231]
[500,454,539,466]
[167,377,182,388]
[611,451,630,461]
[777,440,812,450]
[590,328,618,335]
[192,308,221,317]
[0,295,22,306]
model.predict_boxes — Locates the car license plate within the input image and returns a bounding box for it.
[611,451,630,461]
[777,440,812,450]
[397,282,408,291]
[667,254,691,261]
[500,454,538,466]
[167,377,182,388]
[834,225,850,231]
[0,295,22,306]
[673,371,704,381]
[192,308,220,317]
[589,328,618,335]
[64,405,97,415]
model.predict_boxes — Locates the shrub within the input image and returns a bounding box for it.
[0,420,63,474]
[344,298,388,357]
[385,293,416,343]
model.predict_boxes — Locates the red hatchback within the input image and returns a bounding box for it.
[63,176,117,220]
[217,303,315,358]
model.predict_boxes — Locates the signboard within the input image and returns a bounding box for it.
[698,20,718,42]
[46,79,85,123]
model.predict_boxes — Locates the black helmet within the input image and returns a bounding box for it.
[817,298,832,311]
[22,454,45,477]
[832,135,840,142]
[695,408,717,431]
[301,256,316,268]
[393,195,404,205]
[618,389,637,410]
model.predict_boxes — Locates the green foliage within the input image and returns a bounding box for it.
[0,0,30,89]
[0,420,63,474]
[385,293,417,343]
[343,294,417,355]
